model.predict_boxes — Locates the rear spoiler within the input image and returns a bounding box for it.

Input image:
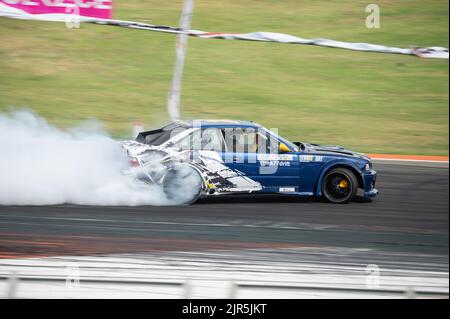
[136,128,163,143]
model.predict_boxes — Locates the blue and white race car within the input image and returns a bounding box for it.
[120,120,378,204]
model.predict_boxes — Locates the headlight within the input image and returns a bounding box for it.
[364,163,371,171]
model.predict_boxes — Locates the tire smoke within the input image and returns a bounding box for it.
[0,110,169,206]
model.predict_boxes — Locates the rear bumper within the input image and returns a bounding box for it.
[363,169,378,198]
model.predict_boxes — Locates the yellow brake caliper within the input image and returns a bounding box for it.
[339,180,349,188]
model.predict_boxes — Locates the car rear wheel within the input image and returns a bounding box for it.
[163,163,203,205]
[322,168,358,203]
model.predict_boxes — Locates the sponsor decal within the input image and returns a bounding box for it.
[257,154,294,161]
[260,160,291,167]
[299,155,324,162]
[279,187,296,193]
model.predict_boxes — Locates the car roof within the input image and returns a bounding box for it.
[167,119,262,129]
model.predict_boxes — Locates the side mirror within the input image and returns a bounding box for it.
[279,143,291,153]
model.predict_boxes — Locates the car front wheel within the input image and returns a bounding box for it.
[322,167,358,203]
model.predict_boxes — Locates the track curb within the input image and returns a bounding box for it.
[367,154,449,163]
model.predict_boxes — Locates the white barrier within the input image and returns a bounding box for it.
[2,273,448,299]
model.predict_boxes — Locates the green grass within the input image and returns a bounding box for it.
[0,0,448,155]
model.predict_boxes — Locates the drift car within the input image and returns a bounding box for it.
[120,120,378,204]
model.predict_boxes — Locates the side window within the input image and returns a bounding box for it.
[175,133,194,150]
[223,128,280,154]
[175,128,224,151]
[223,128,258,153]
[200,128,225,151]
[259,131,280,154]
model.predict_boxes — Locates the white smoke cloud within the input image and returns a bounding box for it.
[0,109,169,206]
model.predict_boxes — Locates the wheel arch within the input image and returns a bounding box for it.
[314,161,364,196]
[164,155,209,192]
[163,161,206,204]
[180,162,209,192]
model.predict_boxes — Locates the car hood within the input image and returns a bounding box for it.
[300,143,371,161]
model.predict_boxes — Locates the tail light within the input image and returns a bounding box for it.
[130,158,139,167]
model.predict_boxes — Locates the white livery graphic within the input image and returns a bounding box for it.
[119,121,264,205]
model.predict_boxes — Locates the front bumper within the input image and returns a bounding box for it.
[363,169,378,198]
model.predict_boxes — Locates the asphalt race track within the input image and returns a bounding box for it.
[0,162,448,266]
